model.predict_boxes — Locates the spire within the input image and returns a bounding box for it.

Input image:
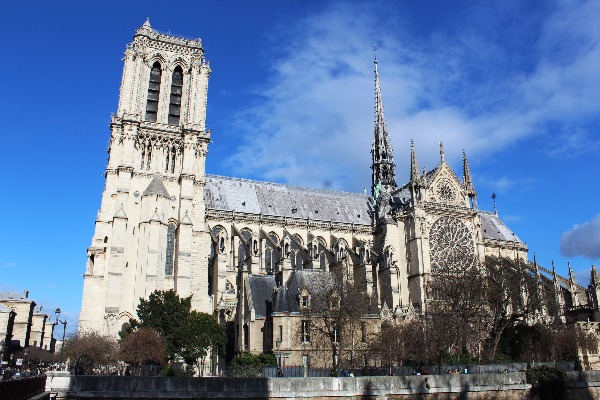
[462,150,476,198]
[371,56,397,197]
[568,262,577,284]
[439,142,445,163]
[137,18,153,35]
[410,140,422,187]
[591,265,599,287]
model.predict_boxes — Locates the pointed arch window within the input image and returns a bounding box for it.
[145,62,162,122]
[164,145,177,174]
[168,66,183,126]
[165,222,176,275]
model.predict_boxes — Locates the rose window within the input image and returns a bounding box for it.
[429,216,475,273]
[435,178,457,203]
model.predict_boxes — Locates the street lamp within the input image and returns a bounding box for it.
[275,338,282,369]
[55,308,67,370]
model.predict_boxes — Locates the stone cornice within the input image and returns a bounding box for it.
[483,238,528,251]
[131,171,179,182]
[422,202,478,218]
[87,247,106,255]
[140,121,181,135]
[182,127,211,139]
[179,174,195,182]
[83,274,104,280]
[134,26,204,52]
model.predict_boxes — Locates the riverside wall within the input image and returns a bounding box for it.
[52,371,600,399]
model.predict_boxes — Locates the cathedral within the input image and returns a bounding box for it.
[79,22,600,369]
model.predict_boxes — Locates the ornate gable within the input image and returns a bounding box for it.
[426,163,467,208]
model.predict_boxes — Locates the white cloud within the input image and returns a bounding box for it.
[574,268,592,286]
[3,262,16,268]
[223,1,600,192]
[561,213,600,260]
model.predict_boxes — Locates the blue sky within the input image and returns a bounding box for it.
[1,0,599,334]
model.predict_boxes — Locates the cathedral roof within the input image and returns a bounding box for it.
[479,211,524,244]
[204,175,371,225]
[247,275,276,318]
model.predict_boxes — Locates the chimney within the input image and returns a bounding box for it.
[24,290,29,298]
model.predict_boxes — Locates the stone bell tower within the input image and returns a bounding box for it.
[79,20,212,336]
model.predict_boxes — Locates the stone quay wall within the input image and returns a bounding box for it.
[54,371,600,399]
[71,373,529,399]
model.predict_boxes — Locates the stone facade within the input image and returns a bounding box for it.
[79,22,600,370]
[0,291,35,349]
[0,291,55,362]
[30,311,48,349]
[0,304,16,354]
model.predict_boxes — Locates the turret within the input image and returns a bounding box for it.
[462,150,477,208]
[409,140,424,204]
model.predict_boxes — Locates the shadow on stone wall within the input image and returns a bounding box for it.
[360,379,374,399]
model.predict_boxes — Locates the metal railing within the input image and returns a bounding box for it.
[0,375,46,400]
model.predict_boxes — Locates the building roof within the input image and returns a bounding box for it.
[0,292,31,301]
[274,270,333,314]
[204,175,371,225]
[204,175,521,244]
[0,304,14,313]
[479,211,524,244]
[247,275,276,318]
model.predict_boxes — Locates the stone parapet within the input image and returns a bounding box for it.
[71,373,531,399]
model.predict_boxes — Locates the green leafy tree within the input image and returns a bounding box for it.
[130,289,227,373]
[129,290,192,359]
[178,311,226,375]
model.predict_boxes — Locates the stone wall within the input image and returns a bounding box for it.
[72,373,530,399]
[61,371,600,399]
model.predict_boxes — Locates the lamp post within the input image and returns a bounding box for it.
[54,308,67,370]
[275,338,281,369]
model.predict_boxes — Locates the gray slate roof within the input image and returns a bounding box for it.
[204,175,371,225]
[479,211,524,244]
[0,304,14,313]
[274,270,333,313]
[204,175,521,244]
[0,292,29,301]
[248,275,276,318]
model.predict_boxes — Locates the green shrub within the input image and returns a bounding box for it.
[525,366,566,400]
[229,352,277,377]
[160,365,175,377]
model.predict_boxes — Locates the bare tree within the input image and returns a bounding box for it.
[295,273,372,372]
[62,331,118,372]
[119,327,166,373]
[426,256,490,365]
[484,256,544,360]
